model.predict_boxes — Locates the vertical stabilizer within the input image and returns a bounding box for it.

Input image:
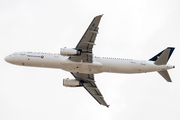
[154,49,170,65]
[158,70,172,82]
[149,47,175,64]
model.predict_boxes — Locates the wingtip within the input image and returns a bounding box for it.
[107,105,110,108]
[99,14,104,17]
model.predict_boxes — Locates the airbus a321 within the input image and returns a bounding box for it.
[5,15,175,107]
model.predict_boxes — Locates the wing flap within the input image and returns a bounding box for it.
[83,82,108,106]
[76,16,101,50]
[69,15,103,63]
[71,72,108,107]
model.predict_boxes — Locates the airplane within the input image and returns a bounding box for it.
[4,15,175,107]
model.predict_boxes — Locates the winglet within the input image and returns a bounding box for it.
[99,14,104,17]
[107,105,110,108]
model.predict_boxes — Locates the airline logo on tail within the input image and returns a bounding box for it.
[149,47,175,64]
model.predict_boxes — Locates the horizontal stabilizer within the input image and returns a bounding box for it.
[158,70,172,82]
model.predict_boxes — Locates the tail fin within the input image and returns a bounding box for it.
[149,47,175,82]
[149,47,175,65]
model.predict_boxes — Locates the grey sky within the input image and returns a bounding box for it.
[0,0,180,120]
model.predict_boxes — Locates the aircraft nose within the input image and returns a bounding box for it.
[4,55,13,63]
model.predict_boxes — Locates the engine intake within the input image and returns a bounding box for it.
[63,78,83,87]
[60,48,80,56]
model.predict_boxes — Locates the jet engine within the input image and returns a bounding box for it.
[63,78,83,87]
[60,48,81,56]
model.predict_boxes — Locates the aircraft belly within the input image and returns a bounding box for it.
[62,64,102,74]
[98,59,145,73]
[60,59,103,74]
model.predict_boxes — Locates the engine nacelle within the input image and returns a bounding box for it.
[60,48,80,56]
[63,78,83,87]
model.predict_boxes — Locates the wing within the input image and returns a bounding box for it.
[69,15,103,63]
[71,72,109,107]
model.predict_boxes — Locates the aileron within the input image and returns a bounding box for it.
[69,15,102,63]
[71,72,108,107]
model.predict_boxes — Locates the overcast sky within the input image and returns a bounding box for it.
[1,0,180,120]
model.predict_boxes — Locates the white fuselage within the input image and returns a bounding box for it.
[4,52,174,74]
